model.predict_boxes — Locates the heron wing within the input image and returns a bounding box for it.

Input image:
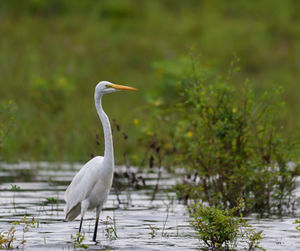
[64,156,104,219]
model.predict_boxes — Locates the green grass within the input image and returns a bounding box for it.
[0,0,300,162]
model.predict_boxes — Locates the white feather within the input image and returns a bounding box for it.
[64,156,105,219]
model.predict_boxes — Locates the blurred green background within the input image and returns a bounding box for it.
[0,0,300,162]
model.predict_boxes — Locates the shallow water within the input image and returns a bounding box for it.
[0,162,299,250]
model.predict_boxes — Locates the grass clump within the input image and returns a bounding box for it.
[189,199,264,250]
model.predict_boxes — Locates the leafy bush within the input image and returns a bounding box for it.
[141,58,300,214]
[189,199,264,250]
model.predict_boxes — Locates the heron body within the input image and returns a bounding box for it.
[64,156,110,221]
[64,81,137,241]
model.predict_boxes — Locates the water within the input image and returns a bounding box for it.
[0,162,299,250]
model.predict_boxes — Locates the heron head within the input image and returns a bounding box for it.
[96,81,137,95]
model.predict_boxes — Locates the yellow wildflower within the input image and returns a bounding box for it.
[187,131,193,138]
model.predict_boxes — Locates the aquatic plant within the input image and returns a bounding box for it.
[0,215,36,250]
[0,226,17,250]
[148,225,158,238]
[45,196,59,216]
[293,218,300,232]
[10,184,20,192]
[189,199,265,250]
[104,215,118,240]
[161,204,170,237]
[70,232,89,250]
[10,184,20,212]
[111,119,146,207]
[242,227,265,251]
[45,197,57,204]
[135,115,175,201]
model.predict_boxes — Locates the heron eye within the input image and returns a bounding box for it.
[105,84,112,88]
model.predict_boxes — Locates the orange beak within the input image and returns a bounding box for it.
[111,84,138,91]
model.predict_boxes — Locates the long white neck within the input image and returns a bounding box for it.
[95,92,114,164]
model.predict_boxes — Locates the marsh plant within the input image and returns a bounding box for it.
[294,218,300,232]
[10,184,20,211]
[189,199,265,250]
[0,226,18,250]
[0,215,36,250]
[148,225,158,238]
[104,215,118,240]
[45,196,59,215]
[111,119,146,207]
[46,197,57,204]
[161,204,170,237]
[142,58,300,215]
[135,115,175,201]
[70,232,89,250]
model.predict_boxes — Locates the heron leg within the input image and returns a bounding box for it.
[78,217,83,241]
[92,207,101,242]
[78,200,88,241]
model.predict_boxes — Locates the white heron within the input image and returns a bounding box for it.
[64,81,137,241]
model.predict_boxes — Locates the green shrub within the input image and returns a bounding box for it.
[142,58,300,214]
[189,199,265,250]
